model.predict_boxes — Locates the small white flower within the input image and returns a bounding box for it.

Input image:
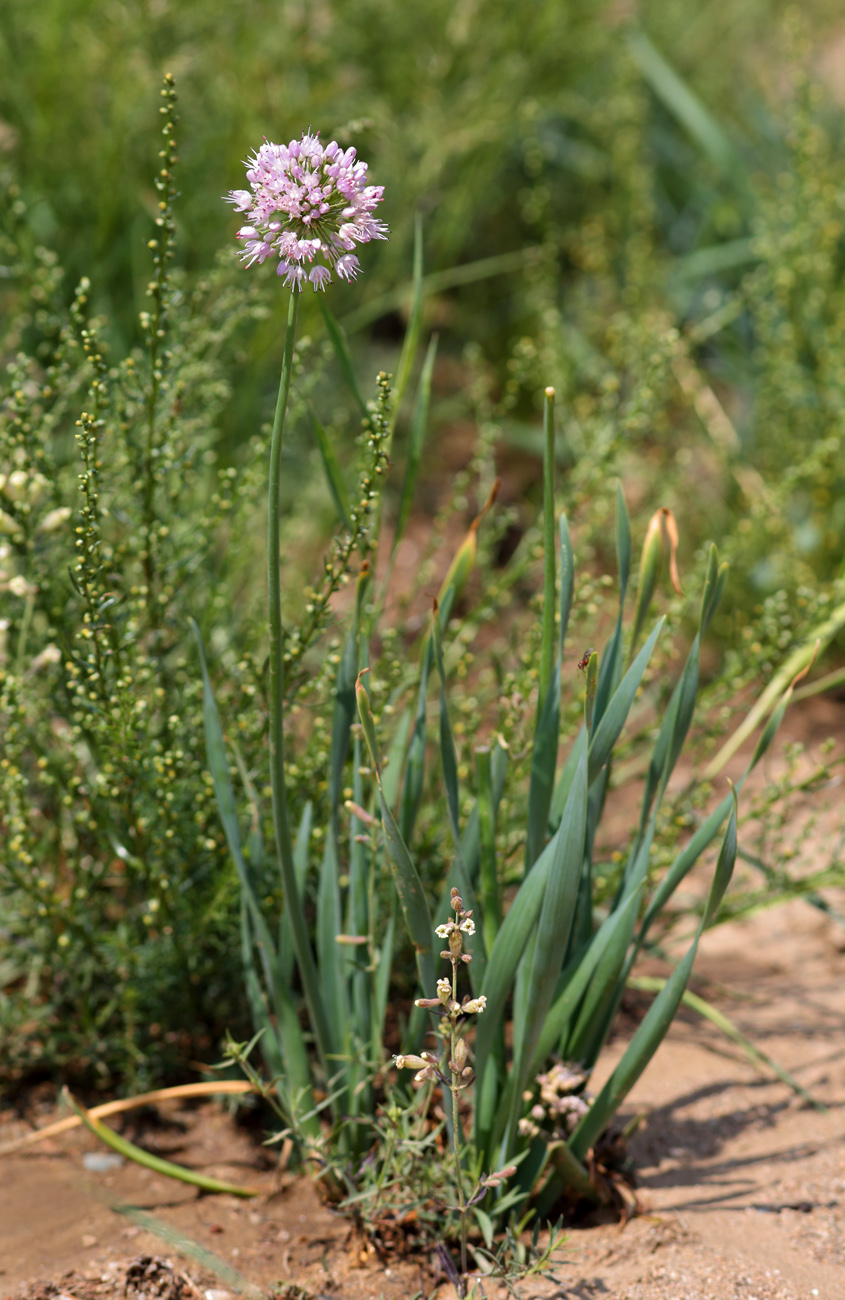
[436,978,452,1003]
[459,917,476,935]
[462,995,487,1015]
[435,922,455,939]
[8,574,35,598]
[518,1117,539,1138]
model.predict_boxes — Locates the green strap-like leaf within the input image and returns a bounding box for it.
[628,31,744,182]
[395,333,438,551]
[66,1091,260,1198]
[320,299,368,417]
[432,604,485,982]
[503,747,588,1153]
[628,977,821,1109]
[525,661,561,870]
[309,410,352,530]
[475,746,501,953]
[570,803,737,1159]
[393,213,425,415]
[357,672,435,996]
[588,617,664,784]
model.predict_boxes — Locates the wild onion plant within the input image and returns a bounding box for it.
[192,129,818,1292]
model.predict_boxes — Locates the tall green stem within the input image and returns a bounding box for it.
[450,961,468,1289]
[538,385,556,714]
[268,291,333,1077]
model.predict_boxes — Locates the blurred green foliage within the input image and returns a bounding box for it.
[2,1,845,1093]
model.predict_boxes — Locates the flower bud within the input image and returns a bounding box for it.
[414,997,442,1009]
[462,995,487,1015]
[38,506,72,534]
[4,470,28,501]
[0,509,21,537]
[393,1053,429,1070]
[449,928,463,959]
[453,1038,468,1072]
[483,1164,518,1187]
[437,977,452,1003]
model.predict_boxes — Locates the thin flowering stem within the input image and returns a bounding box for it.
[267,290,333,1078]
[450,940,468,1284]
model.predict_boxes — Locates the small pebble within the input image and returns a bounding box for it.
[83,1151,124,1172]
[204,1291,232,1300]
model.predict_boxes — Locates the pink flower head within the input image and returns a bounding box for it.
[225,132,387,291]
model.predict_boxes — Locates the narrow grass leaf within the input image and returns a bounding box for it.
[393,213,425,413]
[628,31,742,181]
[616,481,632,603]
[310,410,352,530]
[395,334,438,550]
[66,1091,260,1197]
[706,600,845,778]
[319,299,368,417]
[628,978,821,1108]
[338,245,545,334]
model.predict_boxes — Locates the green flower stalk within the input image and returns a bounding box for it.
[223,132,388,1078]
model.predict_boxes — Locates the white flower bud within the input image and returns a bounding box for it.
[38,506,72,534]
[393,1053,429,1070]
[436,978,452,1003]
[462,995,487,1015]
[4,470,28,501]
